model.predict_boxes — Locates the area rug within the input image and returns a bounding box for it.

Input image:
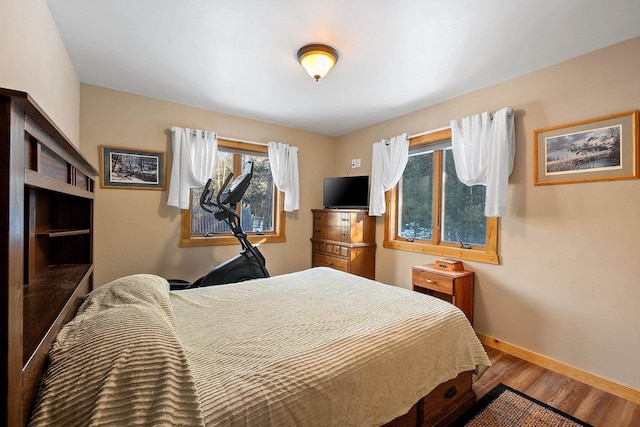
[449,383,593,426]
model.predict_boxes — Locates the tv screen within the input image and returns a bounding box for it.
[323,176,369,209]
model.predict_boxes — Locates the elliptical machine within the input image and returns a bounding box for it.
[169,161,269,290]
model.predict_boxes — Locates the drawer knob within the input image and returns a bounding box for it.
[444,386,458,399]
[425,279,436,283]
[326,262,334,267]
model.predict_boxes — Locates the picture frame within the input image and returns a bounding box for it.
[534,110,639,185]
[100,145,166,190]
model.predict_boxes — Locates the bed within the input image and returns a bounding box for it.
[28,267,490,426]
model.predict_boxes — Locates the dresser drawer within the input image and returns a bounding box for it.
[313,225,351,242]
[332,245,349,256]
[313,252,348,272]
[412,269,454,295]
[313,241,350,257]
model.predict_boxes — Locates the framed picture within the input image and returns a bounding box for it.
[534,110,639,185]
[100,145,166,189]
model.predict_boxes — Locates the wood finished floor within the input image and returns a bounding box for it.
[472,347,640,426]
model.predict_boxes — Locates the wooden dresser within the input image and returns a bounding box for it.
[0,88,98,425]
[311,209,376,279]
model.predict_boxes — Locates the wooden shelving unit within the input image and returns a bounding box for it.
[0,88,98,426]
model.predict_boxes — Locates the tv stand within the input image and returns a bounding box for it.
[311,209,376,279]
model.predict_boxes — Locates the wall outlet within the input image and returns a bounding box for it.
[351,158,361,168]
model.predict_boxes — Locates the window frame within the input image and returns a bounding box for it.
[180,139,286,247]
[383,128,499,264]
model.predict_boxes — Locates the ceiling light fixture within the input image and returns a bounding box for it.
[296,43,339,82]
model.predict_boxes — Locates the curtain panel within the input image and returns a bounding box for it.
[267,142,300,212]
[168,127,218,209]
[369,133,410,216]
[450,107,515,217]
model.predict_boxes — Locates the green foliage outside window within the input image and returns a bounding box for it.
[240,154,274,233]
[442,149,486,245]
[400,151,434,240]
[190,150,274,235]
[398,144,486,246]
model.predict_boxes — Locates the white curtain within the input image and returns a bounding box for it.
[450,107,515,217]
[451,112,492,185]
[368,133,410,216]
[167,127,218,209]
[268,142,300,212]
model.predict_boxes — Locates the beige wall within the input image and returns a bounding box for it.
[80,84,336,287]
[0,0,80,144]
[336,36,640,391]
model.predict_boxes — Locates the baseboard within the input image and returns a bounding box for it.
[477,333,640,405]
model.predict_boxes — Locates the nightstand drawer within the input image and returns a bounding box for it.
[313,252,348,272]
[412,269,454,295]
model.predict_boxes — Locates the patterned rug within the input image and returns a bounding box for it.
[449,383,593,426]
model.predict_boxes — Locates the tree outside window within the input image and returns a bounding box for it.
[384,129,498,264]
[181,140,285,247]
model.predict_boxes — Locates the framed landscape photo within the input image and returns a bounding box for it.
[100,145,166,189]
[534,110,639,185]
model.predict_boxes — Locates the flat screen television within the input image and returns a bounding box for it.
[323,175,369,209]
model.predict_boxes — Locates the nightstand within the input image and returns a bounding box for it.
[412,264,474,324]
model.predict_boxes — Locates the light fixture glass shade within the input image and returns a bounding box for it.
[297,44,339,81]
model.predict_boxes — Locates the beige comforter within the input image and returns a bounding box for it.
[30,268,490,427]
[170,267,490,426]
[29,274,205,427]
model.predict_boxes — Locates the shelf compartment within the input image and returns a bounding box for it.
[22,264,93,366]
[21,264,93,420]
[25,187,93,284]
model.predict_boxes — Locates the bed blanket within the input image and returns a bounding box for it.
[170,267,490,427]
[29,274,204,427]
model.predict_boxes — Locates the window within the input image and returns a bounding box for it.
[384,129,498,264]
[180,139,285,247]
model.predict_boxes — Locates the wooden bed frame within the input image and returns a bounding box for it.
[0,88,97,426]
[384,371,475,427]
[0,88,475,426]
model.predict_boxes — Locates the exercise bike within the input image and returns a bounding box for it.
[169,161,269,290]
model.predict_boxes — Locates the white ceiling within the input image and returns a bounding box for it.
[47,0,640,137]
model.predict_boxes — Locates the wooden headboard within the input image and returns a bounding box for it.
[0,88,98,426]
